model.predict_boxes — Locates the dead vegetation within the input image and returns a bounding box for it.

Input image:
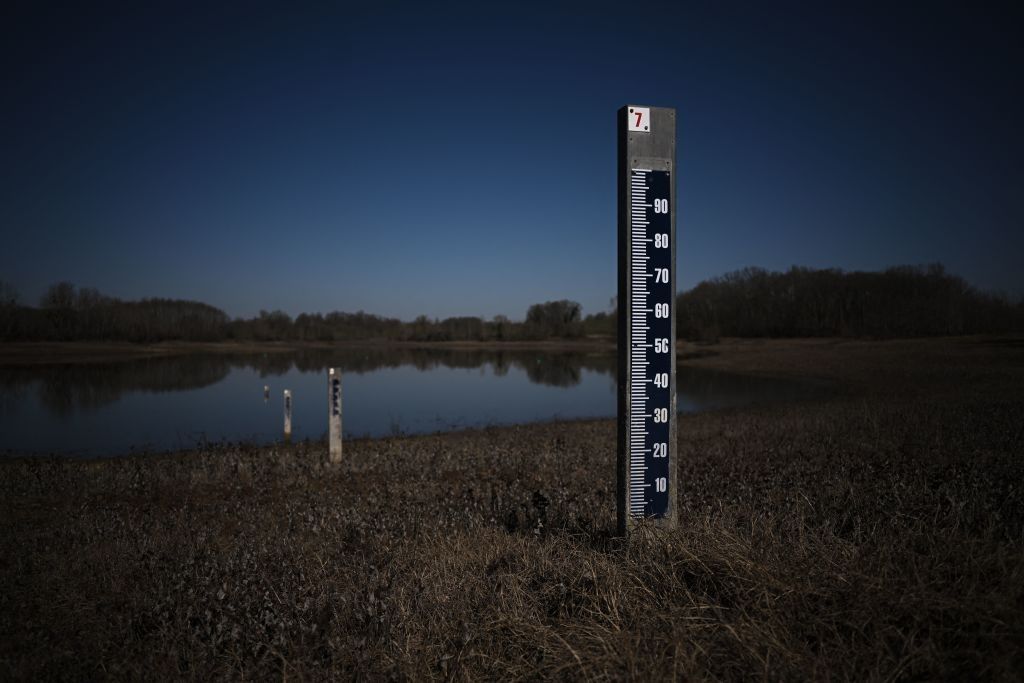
[1,337,1022,679]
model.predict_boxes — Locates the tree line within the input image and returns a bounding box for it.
[222,299,594,342]
[1,282,229,343]
[676,264,1024,340]
[1,264,1021,343]
[0,281,594,342]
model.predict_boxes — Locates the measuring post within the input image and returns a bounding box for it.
[328,368,342,464]
[283,389,292,438]
[617,105,677,535]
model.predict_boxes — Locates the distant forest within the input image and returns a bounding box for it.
[676,264,1024,340]
[0,265,1021,343]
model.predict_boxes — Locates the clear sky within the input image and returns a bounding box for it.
[2,1,1022,320]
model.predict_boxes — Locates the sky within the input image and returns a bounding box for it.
[2,1,1022,320]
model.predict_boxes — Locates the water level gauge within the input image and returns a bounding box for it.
[617,105,677,533]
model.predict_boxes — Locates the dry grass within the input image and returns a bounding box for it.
[1,337,1022,680]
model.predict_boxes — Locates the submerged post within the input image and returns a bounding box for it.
[617,105,678,535]
[283,389,292,438]
[328,368,342,464]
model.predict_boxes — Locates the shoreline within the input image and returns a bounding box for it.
[0,338,619,364]
[0,332,1016,367]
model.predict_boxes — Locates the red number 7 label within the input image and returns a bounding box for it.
[627,106,650,133]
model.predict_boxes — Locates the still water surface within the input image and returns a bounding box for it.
[0,348,820,456]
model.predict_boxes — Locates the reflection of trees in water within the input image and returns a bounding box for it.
[238,348,616,387]
[0,349,819,419]
[0,349,619,417]
[0,356,232,417]
[0,380,28,419]
[523,356,580,387]
[247,353,296,377]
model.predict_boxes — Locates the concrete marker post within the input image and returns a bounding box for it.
[617,104,678,535]
[283,389,292,439]
[328,368,342,464]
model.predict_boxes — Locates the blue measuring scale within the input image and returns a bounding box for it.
[627,168,673,519]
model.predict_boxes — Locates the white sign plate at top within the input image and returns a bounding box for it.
[627,106,651,133]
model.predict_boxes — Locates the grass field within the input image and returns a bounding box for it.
[1,337,1022,679]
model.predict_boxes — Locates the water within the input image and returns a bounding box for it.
[0,348,822,456]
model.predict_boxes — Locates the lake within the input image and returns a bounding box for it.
[0,347,822,456]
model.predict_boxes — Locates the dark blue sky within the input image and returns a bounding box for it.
[2,1,1022,320]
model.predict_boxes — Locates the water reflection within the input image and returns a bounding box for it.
[0,356,232,418]
[0,348,823,456]
[0,349,615,417]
